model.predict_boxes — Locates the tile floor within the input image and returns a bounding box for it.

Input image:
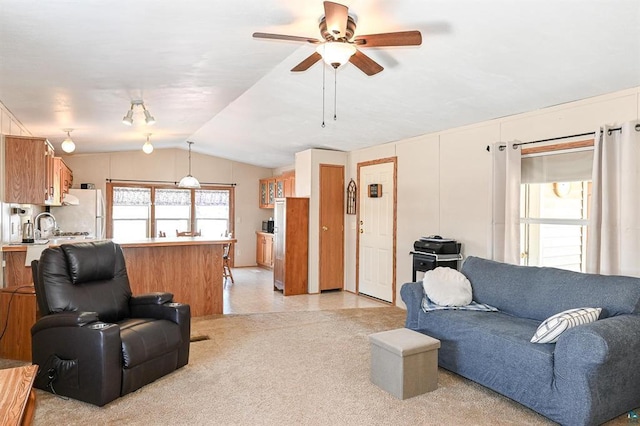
[222,266,390,314]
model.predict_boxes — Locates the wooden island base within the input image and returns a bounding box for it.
[119,238,234,317]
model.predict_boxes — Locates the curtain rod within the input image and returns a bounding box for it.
[488,126,627,152]
[106,178,236,187]
[513,127,623,147]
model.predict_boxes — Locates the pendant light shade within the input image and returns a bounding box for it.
[178,141,200,188]
[142,133,154,154]
[61,129,76,153]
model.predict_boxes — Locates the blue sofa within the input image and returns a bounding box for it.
[401,256,640,426]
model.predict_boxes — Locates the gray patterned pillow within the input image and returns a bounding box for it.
[531,307,602,344]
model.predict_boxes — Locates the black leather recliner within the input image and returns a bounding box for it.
[31,240,190,406]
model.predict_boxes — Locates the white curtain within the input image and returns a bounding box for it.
[491,141,521,264]
[587,120,640,277]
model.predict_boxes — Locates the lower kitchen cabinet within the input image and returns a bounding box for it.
[256,232,274,269]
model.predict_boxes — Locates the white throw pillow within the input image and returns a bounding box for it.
[422,267,472,307]
[530,307,602,344]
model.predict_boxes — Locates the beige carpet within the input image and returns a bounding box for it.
[0,308,633,425]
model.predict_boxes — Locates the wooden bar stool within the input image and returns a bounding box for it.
[223,243,234,286]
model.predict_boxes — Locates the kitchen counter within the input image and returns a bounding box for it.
[2,237,236,316]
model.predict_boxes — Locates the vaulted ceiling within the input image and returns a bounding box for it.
[1,1,639,168]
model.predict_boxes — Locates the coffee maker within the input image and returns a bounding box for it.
[22,220,34,243]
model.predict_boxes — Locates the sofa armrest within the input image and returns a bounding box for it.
[400,282,424,330]
[129,292,174,306]
[554,314,640,424]
[556,315,640,367]
[31,311,99,335]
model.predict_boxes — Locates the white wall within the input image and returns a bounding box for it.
[346,86,640,307]
[61,149,273,267]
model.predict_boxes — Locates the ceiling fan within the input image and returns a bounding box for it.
[253,1,422,76]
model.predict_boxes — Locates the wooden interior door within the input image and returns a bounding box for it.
[357,160,396,303]
[319,164,345,291]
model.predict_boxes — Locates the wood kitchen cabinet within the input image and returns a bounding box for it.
[273,197,308,295]
[256,231,274,269]
[259,177,276,208]
[3,135,56,205]
[58,157,73,195]
[259,172,295,208]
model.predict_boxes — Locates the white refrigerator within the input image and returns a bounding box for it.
[51,189,106,238]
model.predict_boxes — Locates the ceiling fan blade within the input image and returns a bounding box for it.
[291,52,323,72]
[349,50,384,76]
[354,30,422,47]
[323,1,349,39]
[253,32,320,44]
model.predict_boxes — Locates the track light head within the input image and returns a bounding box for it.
[122,109,134,125]
[144,109,156,125]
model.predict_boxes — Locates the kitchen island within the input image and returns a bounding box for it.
[2,237,235,317]
[115,237,235,316]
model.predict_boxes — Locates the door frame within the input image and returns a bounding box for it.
[355,157,398,304]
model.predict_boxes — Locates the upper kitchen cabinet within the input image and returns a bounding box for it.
[2,135,57,205]
[54,157,73,198]
[259,177,276,209]
[259,172,295,209]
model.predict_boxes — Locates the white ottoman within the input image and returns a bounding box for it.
[369,328,441,399]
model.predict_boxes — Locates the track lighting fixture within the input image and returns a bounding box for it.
[122,100,155,126]
[142,133,154,154]
[61,129,76,153]
[178,141,200,188]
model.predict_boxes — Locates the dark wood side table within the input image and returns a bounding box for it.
[0,364,38,426]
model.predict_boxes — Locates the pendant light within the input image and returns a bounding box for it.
[142,133,154,154]
[178,141,200,188]
[61,129,76,153]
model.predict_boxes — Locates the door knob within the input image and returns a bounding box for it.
[322,226,328,231]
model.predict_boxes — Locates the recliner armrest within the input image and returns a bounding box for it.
[130,292,174,306]
[31,311,99,335]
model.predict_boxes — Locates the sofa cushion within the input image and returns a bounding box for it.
[422,267,472,306]
[461,256,640,321]
[531,307,602,344]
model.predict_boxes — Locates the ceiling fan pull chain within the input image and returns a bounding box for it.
[321,60,326,128]
[334,67,338,121]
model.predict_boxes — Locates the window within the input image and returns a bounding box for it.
[520,147,593,272]
[112,187,151,239]
[107,183,234,239]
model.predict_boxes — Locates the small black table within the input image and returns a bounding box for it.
[410,251,463,281]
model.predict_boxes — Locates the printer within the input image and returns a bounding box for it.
[413,236,461,255]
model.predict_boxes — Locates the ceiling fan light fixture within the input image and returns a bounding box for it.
[61,129,76,153]
[177,141,200,188]
[316,41,356,68]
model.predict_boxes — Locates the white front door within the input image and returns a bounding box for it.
[358,161,395,302]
